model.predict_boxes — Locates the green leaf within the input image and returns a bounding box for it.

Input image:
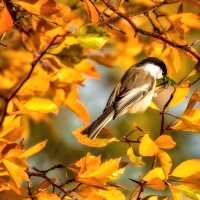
[127,147,145,167]
[176,185,200,200]
[50,44,84,67]
[75,24,110,49]
[156,76,178,87]
[108,162,129,181]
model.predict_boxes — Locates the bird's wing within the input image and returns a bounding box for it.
[103,81,122,112]
[113,78,155,118]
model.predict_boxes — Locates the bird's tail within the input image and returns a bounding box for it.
[81,107,114,140]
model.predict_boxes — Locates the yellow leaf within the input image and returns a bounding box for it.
[98,187,126,200]
[79,158,121,179]
[169,83,190,107]
[2,159,29,188]
[24,98,58,114]
[18,75,50,98]
[145,40,165,57]
[171,159,200,178]
[146,177,166,190]
[143,167,165,181]
[155,135,176,149]
[0,126,24,143]
[139,134,159,156]
[72,126,118,147]
[1,117,21,138]
[169,13,200,29]
[18,140,47,158]
[75,60,101,79]
[108,162,129,181]
[76,177,106,187]
[2,100,16,127]
[158,149,172,179]
[171,109,200,132]
[167,183,183,200]
[171,47,181,73]
[36,190,60,200]
[51,67,85,87]
[179,174,200,190]
[0,7,13,34]
[13,0,60,16]
[127,147,145,167]
[182,88,200,116]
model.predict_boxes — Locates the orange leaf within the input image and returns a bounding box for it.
[158,149,172,179]
[2,159,29,188]
[146,177,166,190]
[75,60,101,79]
[0,7,13,34]
[65,87,89,123]
[13,0,60,16]
[171,159,200,178]
[143,167,165,181]
[169,83,190,107]
[170,47,181,73]
[83,0,100,24]
[178,174,200,190]
[171,109,200,133]
[36,191,60,200]
[18,140,47,158]
[35,178,56,194]
[66,101,89,124]
[72,126,118,147]
[167,183,182,200]
[155,135,176,149]
[139,134,159,156]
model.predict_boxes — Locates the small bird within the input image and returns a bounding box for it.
[81,57,167,140]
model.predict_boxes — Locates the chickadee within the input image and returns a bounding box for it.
[81,57,167,140]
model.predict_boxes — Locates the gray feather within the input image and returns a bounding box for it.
[81,107,114,140]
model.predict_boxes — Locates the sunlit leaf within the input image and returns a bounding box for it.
[158,149,172,179]
[72,126,118,147]
[171,109,200,132]
[65,87,89,123]
[169,83,190,107]
[75,25,110,49]
[51,67,85,86]
[2,159,29,188]
[146,177,166,190]
[127,147,145,167]
[75,59,101,79]
[36,190,60,200]
[13,0,60,16]
[170,47,181,73]
[83,0,100,24]
[178,174,200,190]
[18,140,47,158]
[155,135,176,149]
[139,134,159,156]
[2,100,16,126]
[108,162,129,181]
[176,185,200,200]
[0,7,13,34]
[171,159,200,178]
[167,183,182,200]
[24,98,58,114]
[143,167,165,181]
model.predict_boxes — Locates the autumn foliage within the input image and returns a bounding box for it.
[0,0,200,199]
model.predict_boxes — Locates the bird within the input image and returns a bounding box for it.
[81,57,167,140]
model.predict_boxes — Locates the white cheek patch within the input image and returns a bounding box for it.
[143,63,163,79]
